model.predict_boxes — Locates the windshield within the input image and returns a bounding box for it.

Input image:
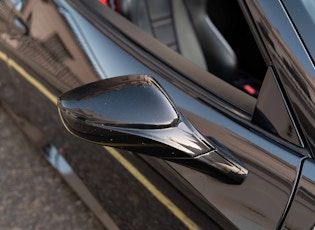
[282,0,315,64]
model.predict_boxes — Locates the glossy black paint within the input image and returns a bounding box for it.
[247,0,315,155]
[59,74,179,129]
[58,74,248,184]
[252,67,301,146]
[282,0,315,64]
[246,1,315,228]
[0,0,314,229]
[283,158,315,229]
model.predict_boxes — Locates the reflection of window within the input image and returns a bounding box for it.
[111,0,267,98]
[10,0,25,11]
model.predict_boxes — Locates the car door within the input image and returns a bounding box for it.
[283,158,315,229]
[66,1,307,229]
[0,0,310,229]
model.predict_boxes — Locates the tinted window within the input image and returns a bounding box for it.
[103,0,267,98]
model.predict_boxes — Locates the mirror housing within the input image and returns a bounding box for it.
[58,75,248,184]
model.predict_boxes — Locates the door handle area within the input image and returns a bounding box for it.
[57,74,248,184]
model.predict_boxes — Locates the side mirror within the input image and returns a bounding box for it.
[58,75,248,184]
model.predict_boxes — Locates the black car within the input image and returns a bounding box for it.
[1,0,315,229]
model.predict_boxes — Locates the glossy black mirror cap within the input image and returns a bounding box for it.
[57,75,213,157]
[58,75,179,129]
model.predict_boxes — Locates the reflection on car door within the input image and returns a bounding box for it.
[283,158,315,229]
[0,0,307,229]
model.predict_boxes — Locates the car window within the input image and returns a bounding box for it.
[102,0,267,98]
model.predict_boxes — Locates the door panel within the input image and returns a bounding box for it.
[283,159,315,230]
[172,108,301,229]
[0,0,306,229]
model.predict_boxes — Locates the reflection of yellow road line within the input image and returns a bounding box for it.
[105,146,200,230]
[2,55,58,105]
[0,51,200,230]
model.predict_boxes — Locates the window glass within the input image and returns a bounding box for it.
[102,0,267,98]
[282,0,315,64]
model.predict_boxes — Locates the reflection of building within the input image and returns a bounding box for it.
[0,1,11,22]
[1,0,99,91]
[246,1,315,228]
[248,0,315,148]
[248,1,315,103]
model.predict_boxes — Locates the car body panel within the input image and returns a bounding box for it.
[247,0,315,155]
[283,158,315,230]
[0,0,314,229]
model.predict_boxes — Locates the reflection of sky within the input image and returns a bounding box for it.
[169,122,208,154]
[10,0,24,11]
[45,145,72,175]
[302,159,315,182]
[302,0,315,25]
[259,0,315,75]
